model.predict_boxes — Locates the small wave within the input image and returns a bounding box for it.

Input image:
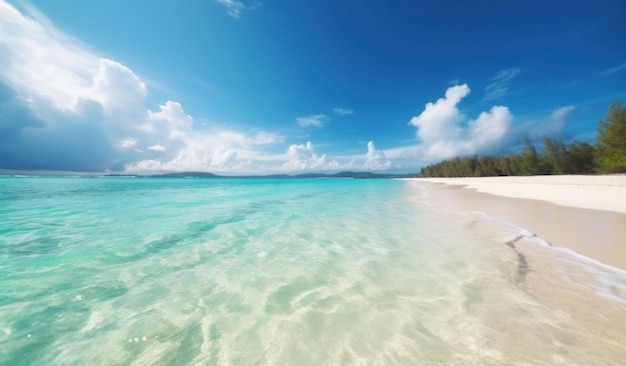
[466,210,626,304]
[466,211,551,247]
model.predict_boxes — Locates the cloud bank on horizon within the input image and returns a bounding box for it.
[0,0,617,174]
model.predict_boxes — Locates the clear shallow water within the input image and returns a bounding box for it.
[1,177,625,365]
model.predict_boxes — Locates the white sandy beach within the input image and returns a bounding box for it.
[416,175,626,214]
[412,175,626,270]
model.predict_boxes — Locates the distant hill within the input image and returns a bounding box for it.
[149,171,418,179]
[157,172,220,178]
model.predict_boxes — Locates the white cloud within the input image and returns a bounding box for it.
[365,141,391,170]
[214,0,259,18]
[404,86,576,165]
[513,105,576,140]
[147,144,166,152]
[484,68,521,100]
[147,101,193,131]
[0,2,579,175]
[468,106,512,146]
[0,1,286,173]
[551,105,576,121]
[408,84,513,161]
[274,141,395,173]
[409,84,469,143]
[91,59,147,112]
[0,1,99,112]
[119,138,137,148]
[125,117,284,173]
[297,114,327,128]
[281,141,332,171]
[332,108,353,116]
[127,141,242,173]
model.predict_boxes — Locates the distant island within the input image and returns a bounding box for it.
[148,171,419,179]
[0,170,419,179]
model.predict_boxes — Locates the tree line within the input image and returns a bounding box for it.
[420,101,626,177]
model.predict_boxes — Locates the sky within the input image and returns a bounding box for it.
[0,0,624,174]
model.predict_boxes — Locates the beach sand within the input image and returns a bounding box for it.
[409,175,626,362]
[412,175,626,270]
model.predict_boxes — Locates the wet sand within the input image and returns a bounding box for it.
[459,216,626,364]
[407,177,626,364]
[412,176,626,271]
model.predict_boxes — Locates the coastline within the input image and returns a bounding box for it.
[410,175,626,271]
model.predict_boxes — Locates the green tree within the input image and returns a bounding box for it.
[520,137,541,175]
[595,101,626,173]
[566,141,595,174]
[542,136,568,174]
[461,156,477,176]
[477,155,499,176]
[495,155,510,175]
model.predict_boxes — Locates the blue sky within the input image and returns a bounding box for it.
[0,0,624,174]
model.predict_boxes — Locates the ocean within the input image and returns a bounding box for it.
[1,176,625,365]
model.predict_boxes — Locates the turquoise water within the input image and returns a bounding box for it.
[1,177,625,365]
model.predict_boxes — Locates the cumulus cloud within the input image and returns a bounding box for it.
[296,114,327,128]
[123,118,283,173]
[0,1,284,173]
[408,84,513,161]
[0,2,576,175]
[0,83,45,140]
[281,141,333,171]
[484,68,521,100]
[410,84,469,143]
[365,141,391,170]
[145,101,193,137]
[92,59,147,111]
[332,108,354,116]
[275,141,394,173]
[405,85,578,165]
[126,143,241,173]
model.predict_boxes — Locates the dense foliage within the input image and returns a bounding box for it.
[421,101,625,177]
[595,101,626,173]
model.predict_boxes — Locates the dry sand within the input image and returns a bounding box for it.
[417,175,626,214]
[411,175,626,270]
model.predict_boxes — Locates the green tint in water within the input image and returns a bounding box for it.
[0,176,625,365]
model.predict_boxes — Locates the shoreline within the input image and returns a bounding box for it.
[409,176,626,271]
